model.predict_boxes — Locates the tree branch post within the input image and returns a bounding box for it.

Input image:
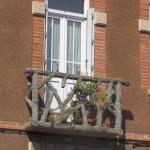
[115,81,122,130]
[31,73,39,121]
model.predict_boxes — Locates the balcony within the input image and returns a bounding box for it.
[25,68,129,138]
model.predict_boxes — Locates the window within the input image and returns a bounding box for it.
[48,0,84,14]
[45,0,93,75]
[45,0,93,108]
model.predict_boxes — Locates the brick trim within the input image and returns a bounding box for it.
[125,133,150,142]
[0,121,149,142]
[0,121,25,131]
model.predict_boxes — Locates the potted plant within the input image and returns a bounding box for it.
[71,81,97,125]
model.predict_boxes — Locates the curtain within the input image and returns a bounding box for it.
[74,22,81,74]
[46,17,60,72]
[67,21,81,74]
[67,21,73,73]
[52,18,60,72]
[46,18,52,71]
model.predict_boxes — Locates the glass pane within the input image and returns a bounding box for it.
[74,64,81,75]
[46,59,51,71]
[52,19,60,60]
[47,18,52,59]
[67,63,73,74]
[52,61,59,72]
[67,21,73,62]
[74,22,81,63]
[46,18,60,72]
[48,0,84,14]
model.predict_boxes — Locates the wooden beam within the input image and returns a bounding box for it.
[25,68,129,86]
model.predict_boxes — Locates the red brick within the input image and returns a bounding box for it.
[140,33,150,89]
[140,0,149,19]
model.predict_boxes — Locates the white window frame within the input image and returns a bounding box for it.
[45,0,90,75]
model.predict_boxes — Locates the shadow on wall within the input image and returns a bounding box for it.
[122,109,134,133]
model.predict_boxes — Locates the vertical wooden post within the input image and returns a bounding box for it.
[115,81,122,130]
[106,81,114,100]
[96,104,103,127]
[81,104,88,126]
[40,91,54,122]
[31,73,39,121]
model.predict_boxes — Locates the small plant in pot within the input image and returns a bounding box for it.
[71,80,97,125]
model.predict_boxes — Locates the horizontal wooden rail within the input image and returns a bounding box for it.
[25,68,129,86]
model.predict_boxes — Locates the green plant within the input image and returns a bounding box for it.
[74,81,96,101]
[96,90,112,109]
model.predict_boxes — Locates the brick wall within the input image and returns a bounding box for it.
[139,0,150,89]
[91,0,106,77]
[140,0,149,19]
[32,16,44,69]
[32,0,45,69]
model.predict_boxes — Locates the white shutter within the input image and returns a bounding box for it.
[86,8,94,76]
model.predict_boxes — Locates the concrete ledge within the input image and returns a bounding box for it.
[32,1,45,16]
[94,12,107,26]
[139,19,150,33]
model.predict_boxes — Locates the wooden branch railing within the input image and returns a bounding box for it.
[25,68,129,136]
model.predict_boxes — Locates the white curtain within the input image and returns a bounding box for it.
[67,21,81,74]
[46,17,60,72]
[52,18,60,72]
[74,22,81,74]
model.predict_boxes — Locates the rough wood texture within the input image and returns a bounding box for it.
[115,82,122,130]
[25,68,129,86]
[81,104,88,126]
[25,121,123,135]
[96,103,103,127]
[40,91,54,122]
[61,76,67,88]
[47,82,64,110]
[25,68,128,136]
[32,73,39,121]
[106,81,114,100]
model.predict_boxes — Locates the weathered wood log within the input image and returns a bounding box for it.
[63,89,75,106]
[38,74,54,89]
[47,82,64,110]
[25,121,123,135]
[81,104,88,126]
[31,73,39,121]
[61,76,67,88]
[49,88,75,112]
[56,103,83,123]
[96,103,103,127]
[40,91,54,122]
[25,68,129,86]
[114,82,122,130]
[106,81,114,101]
[25,97,33,108]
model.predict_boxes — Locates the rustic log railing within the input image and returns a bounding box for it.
[25,68,129,136]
